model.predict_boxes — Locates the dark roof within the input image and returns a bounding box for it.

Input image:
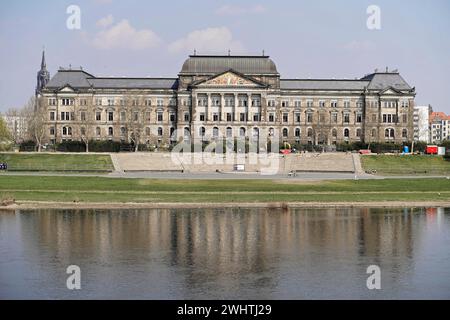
[45,69,178,90]
[46,70,93,88]
[360,72,411,90]
[180,55,278,75]
[281,79,370,90]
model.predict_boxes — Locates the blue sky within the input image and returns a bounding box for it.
[1,0,449,112]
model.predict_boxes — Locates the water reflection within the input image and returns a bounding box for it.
[0,207,449,299]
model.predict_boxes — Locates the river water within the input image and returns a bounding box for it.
[0,207,449,299]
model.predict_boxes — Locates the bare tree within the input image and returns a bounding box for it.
[125,94,144,152]
[24,96,46,152]
[78,99,95,152]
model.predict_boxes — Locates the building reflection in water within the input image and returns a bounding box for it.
[1,207,449,299]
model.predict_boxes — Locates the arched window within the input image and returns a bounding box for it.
[96,127,101,136]
[62,127,67,135]
[282,128,288,137]
[332,128,337,137]
[213,127,219,137]
[158,127,163,136]
[269,127,274,137]
[385,128,395,138]
[371,128,376,138]
[121,127,126,136]
[356,128,361,137]
[184,127,190,139]
[170,127,175,138]
[344,128,350,138]
[226,127,232,138]
[307,128,313,138]
[199,127,205,136]
[81,127,86,136]
[108,127,113,136]
[295,128,300,137]
[240,127,246,137]
[252,127,259,137]
[145,127,151,136]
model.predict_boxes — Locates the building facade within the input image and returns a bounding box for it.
[37,53,415,148]
[413,105,431,142]
[430,111,450,144]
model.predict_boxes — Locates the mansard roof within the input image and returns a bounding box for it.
[360,72,411,91]
[180,55,279,75]
[280,79,370,90]
[45,69,178,90]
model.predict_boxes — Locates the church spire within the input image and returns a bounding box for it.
[41,50,46,69]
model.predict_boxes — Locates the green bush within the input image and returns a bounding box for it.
[19,140,36,152]
[56,141,86,152]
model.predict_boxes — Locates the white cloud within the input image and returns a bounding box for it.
[96,14,114,28]
[92,19,161,50]
[216,4,267,16]
[168,27,245,54]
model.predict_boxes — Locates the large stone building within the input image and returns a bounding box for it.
[36,51,415,148]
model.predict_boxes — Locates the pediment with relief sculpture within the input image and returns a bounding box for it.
[196,70,266,87]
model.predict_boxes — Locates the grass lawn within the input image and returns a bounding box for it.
[361,155,450,175]
[0,153,114,172]
[1,175,449,203]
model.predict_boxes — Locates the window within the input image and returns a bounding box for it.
[156,112,163,122]
[385,128,395,138]
[283,113,289,123]
[294,101,301,108]
[356,113,362,123]
[371,128,376,137]
[332,129,337,138]
[108,127,113,136]
[331,101,337,108]
[240,113,246,122]
[48,98,57,106]
[213,114,219,122]
[402,129,408,138]
[282,128,288,137]
[371,114,377,122]
[281,100,289,107]
[184,113,190,122]
[60,111,71,121]
[120,111,126,122]
[108,112,114,122]
[307,113,313,123]
[356,128,362,137]
[158,127,163,136]
[169,98,177,106]
[306,100,313,108]
[96,127,101,136]
[134,112,139,122]
[145,99,152,107]
[267,100,275,107]
[145,111,151,122]
[295,128,300,137]
[132,99,138,106]
[119,99,124,106]
[295,113,301,123]
[319,101,325,108]
[240,127,246,137]
[402,114,407,123]
[170,113,176,122]
[199,113,205,121]
[81,127,86,135]
[226,113,232,122]
[343,113,350,123]
[107,98,114,106]
[344,128,350,138]
[319,114,325,123]
[95,98,102,106]
[213,127,219,138]
[49,127,55,135]
[269,113,275,122]
[61,98,73,106]
[253,113,260,122]
[80,111,86,122]
[157,99,164,107]
[49,112,55,121]
[199,127,205,137]
[344,101,350,108]
[331,113,338,123]
[226,127,232,138]
[121,127,126,136]
[307,128,313,138]
[96,112,101,121]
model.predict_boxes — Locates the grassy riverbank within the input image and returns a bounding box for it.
[1,175,450,204]
[361,155,450,175]
[0,153,114,172]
